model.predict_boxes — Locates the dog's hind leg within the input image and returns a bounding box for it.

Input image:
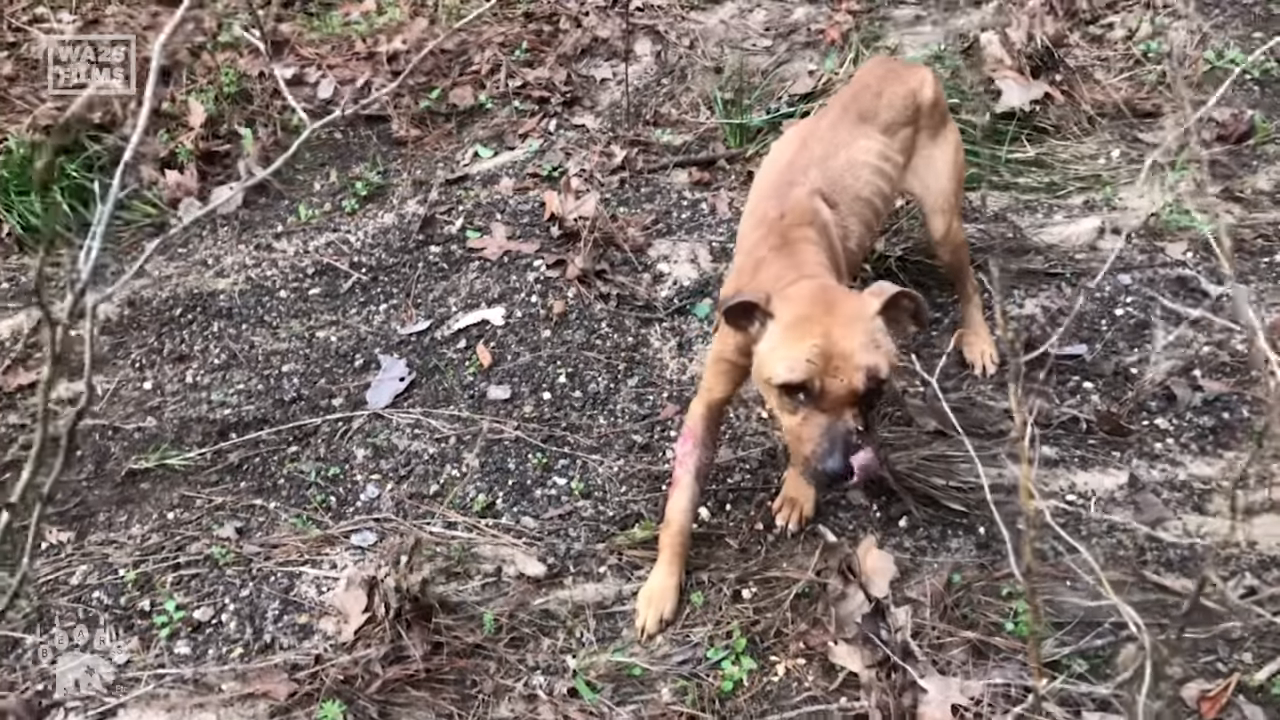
[635,326,751,639]
[901,73,1000,377]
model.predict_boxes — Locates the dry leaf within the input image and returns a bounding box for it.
[486,384,513,401]
[42,525,73,545]
[475,342,493,369]
[1195,674,1239,719]
[542,190,562,220]
[446,306,507,335]
[316,76,337,101]
[991,71,1052,113]
[396,317,433,336]
[917,673,980,720]
[186,97,207,130]
[550,299,567,317]
[207,182,244,216]
[710,189,732,218]
[0,365,39,393]
[365,353,415,410]
[475,543,547,578]
[162,166,200,204]
[466,221,541,261]
[978,30,1016,73]
[448,84,476,108]
[496,176,516,195]
[245,668,298,702]
[827,640,873,679]
[856,535,898,599]
[177,196,203,224]
[833,584,873,633]
[330,567,372,643]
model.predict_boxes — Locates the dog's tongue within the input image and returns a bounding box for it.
[850,447,881,484]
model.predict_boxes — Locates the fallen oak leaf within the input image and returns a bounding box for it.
[365,353,415,410]
[474,543,547,579]
[244,668,299,702]
[1187,673,1239,719]
[826,639,874,680]
[466,221,540,261]
[990,69,1055,113]
[855,534,898,599]
[186,96,207,130]
[329,566,373,643]
[542,189,561,220]
[917,673,981,720]
[0,365,40,393]
[162,165,200,204]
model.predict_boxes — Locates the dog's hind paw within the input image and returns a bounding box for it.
[635,568,681,640]
[771,470,817,535]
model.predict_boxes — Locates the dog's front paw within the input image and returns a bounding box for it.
[958,326,1000,377]
[771,471,817,535]
[635,566,681,640]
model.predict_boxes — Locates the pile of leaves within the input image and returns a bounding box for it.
[816,534,989,718]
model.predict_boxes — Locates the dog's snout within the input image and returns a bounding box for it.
[808,432,858,488]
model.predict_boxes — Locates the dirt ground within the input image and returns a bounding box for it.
[2,0,1280,718]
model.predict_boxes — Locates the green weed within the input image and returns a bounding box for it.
[706,625,758,694]
[315,698,347,720]
[151,595,187,640]
[0,133,110,251]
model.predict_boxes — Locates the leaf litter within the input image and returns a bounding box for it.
[466,221,540,261]
[819,530,981,718]
[365,353,415,410]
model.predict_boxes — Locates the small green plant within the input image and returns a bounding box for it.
[478,93,495,111]
[1270,675,1280,697]
[474,143,497,159]
[128,444,195,471]
[1203,42,1280,79]
[1159,200,1212,234]
[0,133,112,251]
[1000,584,1032,639]
[315,698,347,720]
[627,664,645,677]
[512,39,529,61]
[482,610,497,636]
[529,451,550,471]
[219,66,243,98]
[689,590,706,609]
[464,227,483,240]
[540,162,564,178]
[296,202,319,223]
[610,519,657,547]
[151,596,187,640]
[570,477,586,498]
[572,673,599,704]
[471,493,492,515]
[706,625,758,694]
[342,162,386,214]
[291,514,316,531]
[210,545,233,566]
[122,568,140,589]
[1136,38,1165,60]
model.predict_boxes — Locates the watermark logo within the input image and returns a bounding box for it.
[47,34,136,97]
[37,623,133,699]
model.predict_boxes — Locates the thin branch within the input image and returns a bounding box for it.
[1137,35,1280,187]
[74,0,197,304]
[1021,237,1126,363]
[908,354,1025,588]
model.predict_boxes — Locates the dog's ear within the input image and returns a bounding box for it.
[718,291,772,336]
[862,280,928,337]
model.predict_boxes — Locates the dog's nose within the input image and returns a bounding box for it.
[809,435,856,488]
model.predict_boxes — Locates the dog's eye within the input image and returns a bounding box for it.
[777,382,811,405]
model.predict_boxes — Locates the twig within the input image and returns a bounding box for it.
[908,354,1024,588]
[622,0,631,128]
[1138,288,1242,331]
[74,0,196,303]
[1021,237,1125,363]
[1035,485,1154,719]
[630,148,746,175]
[1137,35,1280,187]
[100,0,498,303]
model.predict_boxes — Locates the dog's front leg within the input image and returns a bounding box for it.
[635,328,750,640]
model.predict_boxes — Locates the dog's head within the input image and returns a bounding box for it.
[718,279,927,489]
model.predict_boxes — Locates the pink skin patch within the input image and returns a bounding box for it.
[670,424,701,495]
[850,447,881,484]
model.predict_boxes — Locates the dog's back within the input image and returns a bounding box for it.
[733,56,955,273]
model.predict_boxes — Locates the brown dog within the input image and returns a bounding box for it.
[634,55,1000,639]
